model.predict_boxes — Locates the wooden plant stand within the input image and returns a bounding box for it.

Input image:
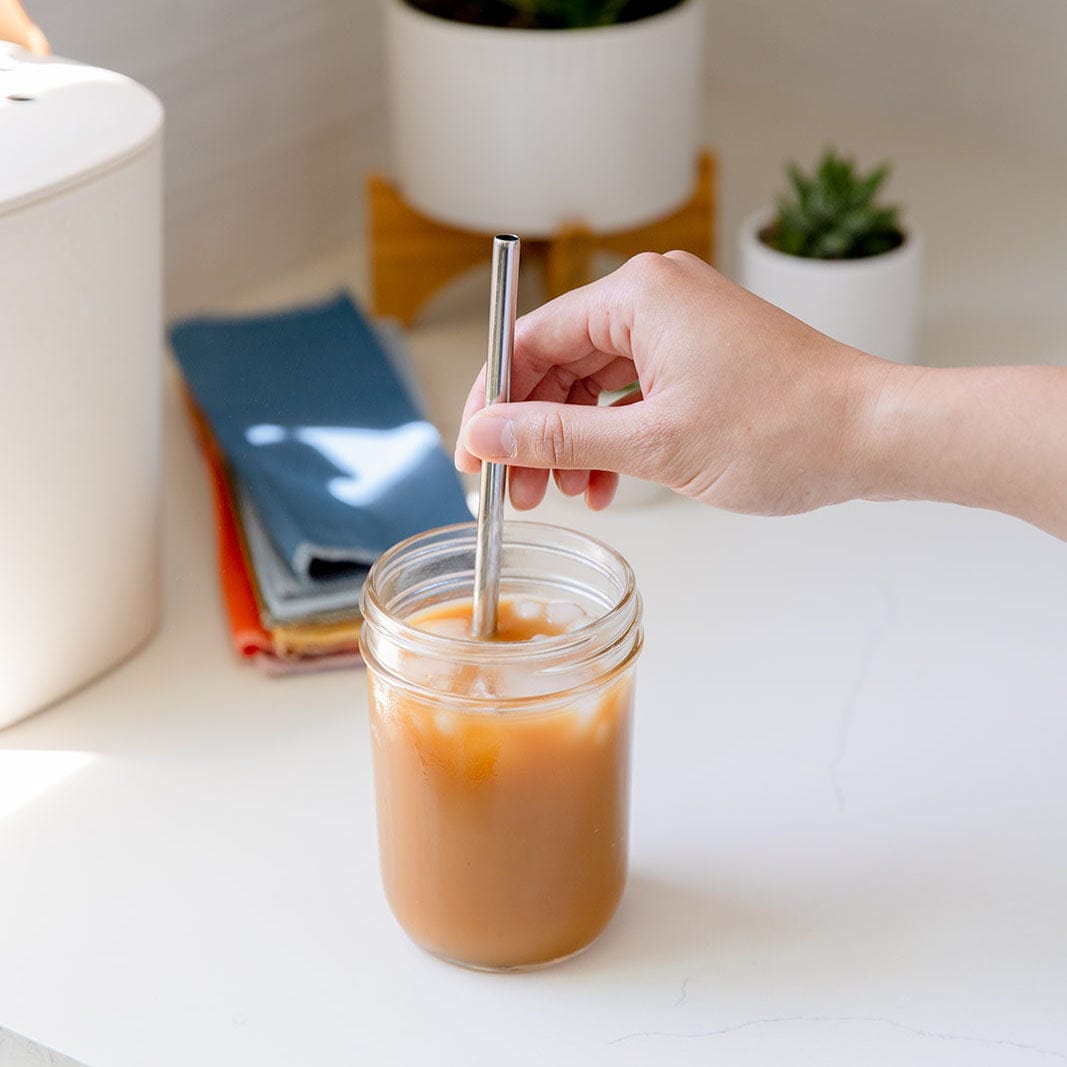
[367,150,716,327]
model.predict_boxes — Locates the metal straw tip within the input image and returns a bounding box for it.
[495,233,520,243]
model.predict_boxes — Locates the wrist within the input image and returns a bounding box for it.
[844,353,932,505]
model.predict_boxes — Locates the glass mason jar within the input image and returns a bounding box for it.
[359,521,643,971]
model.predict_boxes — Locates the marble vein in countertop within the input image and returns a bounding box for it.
[827,584,899,813]
[607,1015,1067,1060]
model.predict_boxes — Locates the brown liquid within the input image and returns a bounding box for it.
[368,597,633,970]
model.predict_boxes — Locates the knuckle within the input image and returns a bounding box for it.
[620,251,697,298]
[623,251,667,281]
[662,248,702,268]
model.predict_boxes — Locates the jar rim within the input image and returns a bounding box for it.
[365,629,643,713]
[359,520,641,706]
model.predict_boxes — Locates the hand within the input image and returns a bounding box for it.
[0,0,49,54]
[455,251,886,514]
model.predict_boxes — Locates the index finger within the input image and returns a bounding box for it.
[454,273,638,473]
[509,274,638,401]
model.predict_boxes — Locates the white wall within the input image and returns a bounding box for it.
[23,0,1067,313]
[705,0,1067,158]
[30,0,388,314]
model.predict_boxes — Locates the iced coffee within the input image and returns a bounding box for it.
[360,523,642,971]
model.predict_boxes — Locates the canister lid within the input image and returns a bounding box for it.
[0,42,163,216]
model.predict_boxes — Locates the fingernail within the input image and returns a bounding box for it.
[464,414,516,460]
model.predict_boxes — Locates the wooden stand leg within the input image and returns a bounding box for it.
[366,175,494,328]
[544,225,596,302]
[367,151,717,326]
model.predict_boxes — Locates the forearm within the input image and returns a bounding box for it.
[859,362,1067,539]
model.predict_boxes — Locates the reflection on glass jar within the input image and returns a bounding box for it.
[359,522,643,971]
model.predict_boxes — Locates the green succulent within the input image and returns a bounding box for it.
[406,0,680,29]
[765,148,904,260]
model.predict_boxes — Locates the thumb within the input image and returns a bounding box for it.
[461,401,664,481]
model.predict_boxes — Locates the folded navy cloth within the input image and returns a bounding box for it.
[170,293,471,578]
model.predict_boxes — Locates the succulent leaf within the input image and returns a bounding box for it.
[766,148,904,260]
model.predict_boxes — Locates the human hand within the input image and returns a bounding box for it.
[455,251,888,514]
[0,0,49,54]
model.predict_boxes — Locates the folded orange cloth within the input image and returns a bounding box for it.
[185,390,272,658]
[183,390,362,666]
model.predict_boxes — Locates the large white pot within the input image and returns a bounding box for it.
[738,208,922,363]
[384,0,705,236]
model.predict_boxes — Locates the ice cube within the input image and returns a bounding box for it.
[569,692,601,728]
[403,651,456,692]
[434,710,457,735]
[417,614,470,639]
[547,601,584,629]
[469,673,494,699]
[513,598,544,621]
[494,663,541,699]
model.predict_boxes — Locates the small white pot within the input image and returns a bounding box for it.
[384,0,705,236]
[738,208,922,363]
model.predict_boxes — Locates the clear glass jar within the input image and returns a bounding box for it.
[359,521,643,971]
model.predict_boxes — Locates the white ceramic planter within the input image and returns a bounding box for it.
[384,0,705,236]
[738,208,922,363]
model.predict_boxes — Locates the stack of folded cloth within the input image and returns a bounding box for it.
[170,293,472,675]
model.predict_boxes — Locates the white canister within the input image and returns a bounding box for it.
[384,0,705,236]
[738,207,922,364]
[0,44,164,729]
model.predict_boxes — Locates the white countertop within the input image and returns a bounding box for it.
[3,94,1067,1065]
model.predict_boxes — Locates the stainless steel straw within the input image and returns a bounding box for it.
[472,234,520,638]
